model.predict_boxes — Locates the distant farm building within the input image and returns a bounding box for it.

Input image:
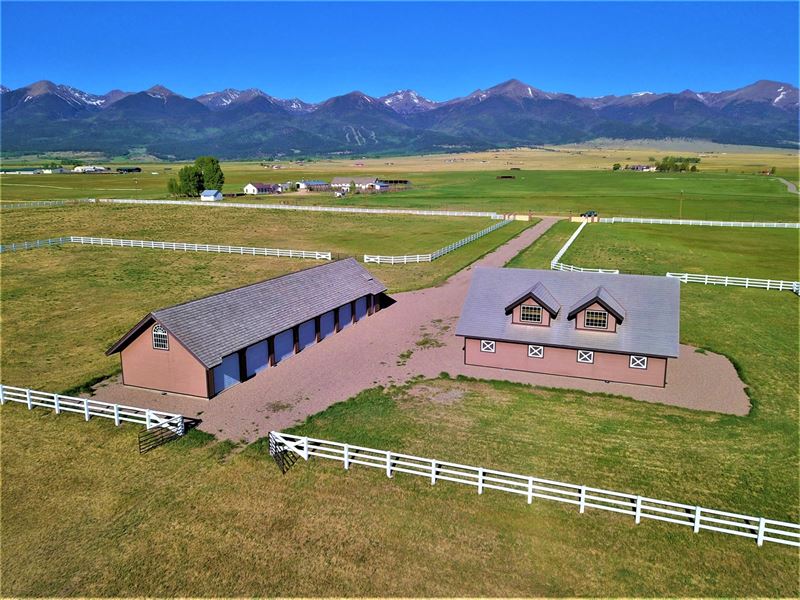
[116,167,142,173]
[331,176,389,192]
[106,259,389,398]
[457,268,680,387]
[73,165,108,173]
[0,168,42,175]
[200,189,223,201]
[244,182,281,195]
[296,180,330,191]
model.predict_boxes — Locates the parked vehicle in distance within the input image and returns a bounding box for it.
[581,210,598,217]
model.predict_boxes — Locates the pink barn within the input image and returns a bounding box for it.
[107,259,388,398]
[456,268,680,387]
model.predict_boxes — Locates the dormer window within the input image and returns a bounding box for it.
[520,305,542,324]
[584,310,608,329]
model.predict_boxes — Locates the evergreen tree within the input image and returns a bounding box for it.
[167,178,179,196]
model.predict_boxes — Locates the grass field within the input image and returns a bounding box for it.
[2,161,797,221]
[505,219,581,269]
[1,370,797,597]
[0,214,530,393]
[560,223,799,280]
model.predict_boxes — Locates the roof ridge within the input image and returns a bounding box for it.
[152,257,359,316]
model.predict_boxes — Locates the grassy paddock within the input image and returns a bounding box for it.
[505,219,580,269]
[561,223,799,280]
[1,375,797,597]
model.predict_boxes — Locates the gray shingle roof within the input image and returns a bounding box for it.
[505,281,561,317]
[567,286,626,322]
[109,259,386,368]
[456,267,680,357]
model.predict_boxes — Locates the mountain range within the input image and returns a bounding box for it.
[1,78,797,159]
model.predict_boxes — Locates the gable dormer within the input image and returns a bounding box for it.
[567,286,625,333]
[505,282,560,327]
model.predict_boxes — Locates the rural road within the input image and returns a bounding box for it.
[776,177,799,194]
[101,218,749,441]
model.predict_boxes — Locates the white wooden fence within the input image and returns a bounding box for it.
[0,384,185,434]
[96,198,504,219]
[601,217,800,228]
[269,431,800,548]
[0,235,332,260]
[667,272,800,293]
[550,220,587,267]
[0,200,93,210]
[551,262,620,274]
[364,220,512,265]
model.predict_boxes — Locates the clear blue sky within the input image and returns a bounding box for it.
[2,1,798,101]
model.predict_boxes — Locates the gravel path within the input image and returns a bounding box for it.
[776,177,799,195]
[99,217,749,441]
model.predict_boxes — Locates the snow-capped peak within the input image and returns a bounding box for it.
[632,91,654,97]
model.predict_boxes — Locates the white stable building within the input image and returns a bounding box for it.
[200,189,223,201]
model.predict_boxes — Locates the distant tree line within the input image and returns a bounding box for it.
[654,156,700,172]
[167,156,225,196]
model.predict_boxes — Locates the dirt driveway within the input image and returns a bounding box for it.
[99,218,749,441]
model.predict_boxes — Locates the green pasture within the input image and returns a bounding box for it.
[560,223,799,280]
[2,166,797,221]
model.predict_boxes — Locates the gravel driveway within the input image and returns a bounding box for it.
[99,217,749,441]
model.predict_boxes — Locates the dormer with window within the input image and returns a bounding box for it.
[567,286,625,333]
[505,282,560,327]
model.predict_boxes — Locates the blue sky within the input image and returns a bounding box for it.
[2,1,798,101]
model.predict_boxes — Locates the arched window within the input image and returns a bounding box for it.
[152,324,169,350]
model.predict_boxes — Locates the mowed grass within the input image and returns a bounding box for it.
[2,164,797,220]
[0,203,495,256]
[0,218,530,392]
[1,373,798,597]
[506,219,580,269]
[561,223,799,280]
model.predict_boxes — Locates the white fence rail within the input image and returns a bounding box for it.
[550,220,587,266]
[364,220,512,265]
[0,235,332,260]
[269,431,800,548]
[667,272,800,293]
[0,200,94,210]
[97,198,504,219]
[601,217,800,228]
[551,262,620,274]
[0,384,185,434]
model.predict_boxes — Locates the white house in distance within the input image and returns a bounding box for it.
[244,182,282,195]
[201,189,223,201]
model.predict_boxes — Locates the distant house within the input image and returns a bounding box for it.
[456,268,680,387]
[296,180,330,191]
[627,165,657,172]
[200,189,223,201]
[106,259,389,398]
[73,165,108,173]
[244,182,281,195]
[331,176,388,192]
[116,167,142,174]
[41,167,65,174]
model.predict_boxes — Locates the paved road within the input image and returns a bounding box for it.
[101,217,749,441]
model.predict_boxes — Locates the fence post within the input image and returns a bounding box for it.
[527,477,534,505]
[386,452,393,478]
[579,486,586,513]
[145,409,152,429]
[757,518,766,547]
[343,444,350,470]
[113,404,120,426]
[431,460,436,485]
[478,468,484,495]
[26,388,32,410]
[54,394,60,414]
[0,384,4,405]
[634,496,642,524]
[693,506,702,533]
[84,398,90,421]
